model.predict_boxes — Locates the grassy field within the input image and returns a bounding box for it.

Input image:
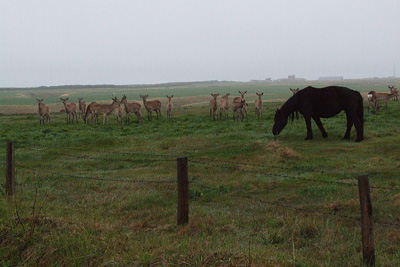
[1,79,400,266]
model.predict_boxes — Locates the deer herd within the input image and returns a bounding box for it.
[36,86,398,125]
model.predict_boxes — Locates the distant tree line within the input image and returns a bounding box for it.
[0,80,227,91]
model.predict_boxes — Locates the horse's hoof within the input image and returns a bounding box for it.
[322,134,328,138]
[341,136,350,140]
[355,137,363,142]
[304,137,312,140]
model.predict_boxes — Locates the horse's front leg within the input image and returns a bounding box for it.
[342,112,353,140]
[312,116,328,138]
[303,115,313,140]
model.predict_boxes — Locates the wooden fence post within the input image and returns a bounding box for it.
[5,140,15,195]
[358,175,375,266]
[177,157,189,225]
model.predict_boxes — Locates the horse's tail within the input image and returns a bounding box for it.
[357,93,364,126]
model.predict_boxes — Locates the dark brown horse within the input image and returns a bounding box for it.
[273,86,364,142]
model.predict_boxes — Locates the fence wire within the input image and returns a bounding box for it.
[242,195,400,228]
[18,165,178,184]
[189,159,400,192]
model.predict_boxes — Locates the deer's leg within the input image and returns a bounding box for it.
[312,116,328,138]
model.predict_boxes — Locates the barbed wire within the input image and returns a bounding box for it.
[18,165,179,184]
[22,146,176,164]
[242,195,400,228]
[189,159,400,192]
[26,144,181,159]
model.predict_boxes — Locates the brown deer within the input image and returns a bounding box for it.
[92,97,120,125]
[232,98,246,122]
[60,98,78,124]
[232,91,248,121]
[121,95,142,124]
[114,99,123,125]
[367,91,380,114]
[139,95,162,121]
[255,92,264,119]
[77,98,86,119]
[84,101,99,124]
[389,86,398,101]
[219,93,230,120]
[374,88,398,108]
[290,88,300,120]
[209,93,219,120]
[36,99,50,125]
[166,95,174,119]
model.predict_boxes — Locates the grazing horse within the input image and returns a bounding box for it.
[273,86,364,142]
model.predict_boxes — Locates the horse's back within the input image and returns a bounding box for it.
[299,86,362,118]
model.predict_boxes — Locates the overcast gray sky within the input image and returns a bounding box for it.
[1,1,399,87]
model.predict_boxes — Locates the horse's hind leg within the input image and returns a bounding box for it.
[312,116,328,138]
[342,112,353,140]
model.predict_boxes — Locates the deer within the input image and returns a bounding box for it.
[83,101,99,124]
[255,92,264,119]
[232,91,248,121]
[121,94,142,124]
[77,98,86,119]
[36,99,50,125]
[209,93,219,121]
[139,95,162,121]
[367,91,380,114]
[373,88,398,108]
[166,95,174,119]
[290,88,300,120]
[219,93,230,120]
[92,97,120,125]
[389,86,398,101]
[60,97,78,124]
[114,99,123,125]
[232,98,246,122]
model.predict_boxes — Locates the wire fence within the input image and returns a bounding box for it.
[3,143,400,231]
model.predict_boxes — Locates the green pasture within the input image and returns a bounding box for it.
[1,79,400,266]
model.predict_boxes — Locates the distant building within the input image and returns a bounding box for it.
[318,76,344,81]
[277,75,306,82]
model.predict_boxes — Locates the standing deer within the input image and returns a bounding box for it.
[36,99,50,125]
[255,93,264,119]
[77,98,86,119]
[290,88,300,120]
[90,97,120,125]
[84,102,99,123]
[232,91,248,121]
[114,99,123,125]
[121,95,142,124]
[139,95,162,121]
[219,93,230,120]
[389,86,398,101]
[166,95,174,119]
[60,98,78,124]
[367,91,380,114]
[209,93,219,121]
[232,98,246,122]
[373,89,398,108]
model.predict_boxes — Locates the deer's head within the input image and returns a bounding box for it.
[238,91,247,99]
[290,88,299,95]
[139,95,149,100]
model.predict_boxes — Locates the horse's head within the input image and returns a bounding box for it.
[272,108,288,136]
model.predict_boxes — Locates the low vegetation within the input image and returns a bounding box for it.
[1,79,400,266]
